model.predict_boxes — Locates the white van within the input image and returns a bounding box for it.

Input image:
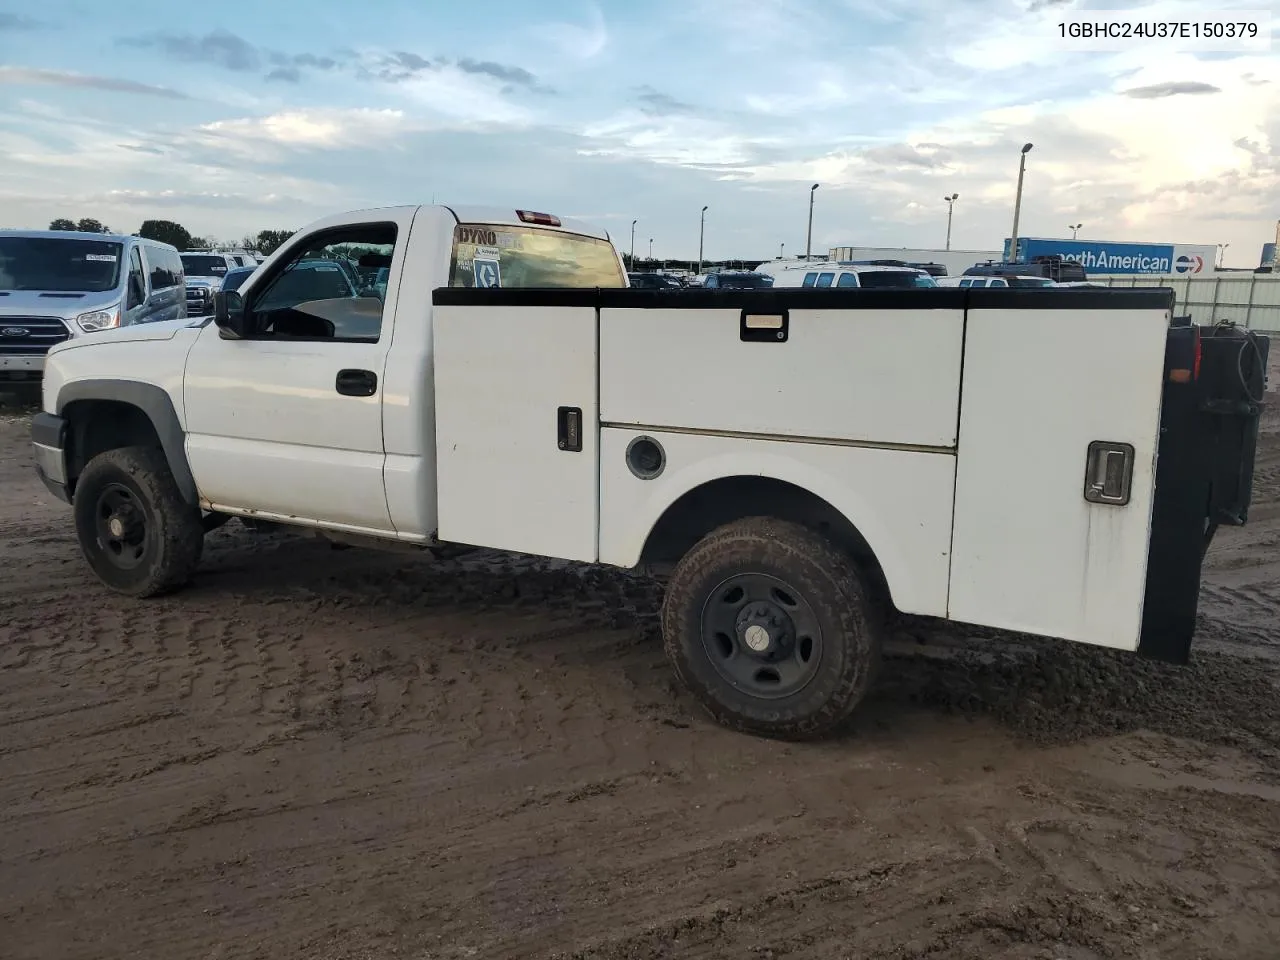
[937,275,1057,288]
[0,230,185,384]
[771,263,937,289]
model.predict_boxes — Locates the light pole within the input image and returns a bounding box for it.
[805,183,819,260]
[1069,222,1082,239]
[648,237,653,261]
[1008,142,1033,261]
[779,242,785,259]
[698,205,708,271]
[630,219,637,266]
[1218,243,1229,268]
[944,193,959,251]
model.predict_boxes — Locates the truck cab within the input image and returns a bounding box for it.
[29,203,1270,742]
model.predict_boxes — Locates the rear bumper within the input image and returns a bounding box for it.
[31,411,70,504]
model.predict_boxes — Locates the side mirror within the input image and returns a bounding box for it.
[213,290,251,339]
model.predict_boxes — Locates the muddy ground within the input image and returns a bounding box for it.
[1,358,1278,960]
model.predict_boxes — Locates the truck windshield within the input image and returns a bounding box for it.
[0,237,124,293]
[448,224,625,288]
[181,255,228,277]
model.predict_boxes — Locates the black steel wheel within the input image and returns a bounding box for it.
[663,517,883,740]
[73,446,204,597]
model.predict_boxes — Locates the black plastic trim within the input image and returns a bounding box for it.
[30,411,66,449]
[35,467,70,503]
[431,285,1177,312]
[55,379,199,505]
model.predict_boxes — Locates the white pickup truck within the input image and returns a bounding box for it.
[29,203,1270,740]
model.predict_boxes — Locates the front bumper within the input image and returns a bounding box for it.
[31,412,71,503]
[0,354,46,379]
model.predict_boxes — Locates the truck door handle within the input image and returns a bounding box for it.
[557,406,583,452]
[1083,441,1134,505]
[335,369,377,397]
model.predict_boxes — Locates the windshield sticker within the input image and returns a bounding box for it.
[474,245,501,261]
[473,258,502,289]
[458,226,498,246]
[496,233,517,249]
[84,254,118,262]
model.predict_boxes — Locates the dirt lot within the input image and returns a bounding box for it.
[1,359,1278,960]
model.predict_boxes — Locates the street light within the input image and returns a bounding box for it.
[944,193,959,251]
[779,242,785,259]
[805,183,819,260]
[1069,222,1082,239]
[1008,142,1033,262]
[698,205,708,271]
[630,219,637,266]
[649,237,654,261]
[1218,243,1229,268]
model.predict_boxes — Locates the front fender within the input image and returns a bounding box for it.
[55,378,198,505]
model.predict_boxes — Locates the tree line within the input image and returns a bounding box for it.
[47,218,297,256]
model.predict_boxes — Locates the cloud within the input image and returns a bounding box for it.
[1122,81,1222,99]
[1026,0,1071,11]
[0,13,43,30]
[370,52,549,93]
[636,86,696,116]
[87,188,303,210]
[122,29,261,72]
[0,66,188,99]
[197,108,411,151]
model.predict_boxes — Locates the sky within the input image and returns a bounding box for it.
[0,0,1277,265]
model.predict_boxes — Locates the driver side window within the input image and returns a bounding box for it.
[245,224,397,342]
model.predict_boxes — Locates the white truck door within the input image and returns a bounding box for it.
[183,211,416,533]
[947,301,1170,649]
[432,303,599,562]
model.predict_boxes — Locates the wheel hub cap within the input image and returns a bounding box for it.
[743,624,771,652]
[735,601,793,659]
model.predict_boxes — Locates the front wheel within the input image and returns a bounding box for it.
[661,517,883,740]
[73,446,205,597]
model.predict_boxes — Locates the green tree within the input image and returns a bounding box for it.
[138,219,193,251]
[76,218,108,234]
[48,218,77,231]
[255,229,296,256]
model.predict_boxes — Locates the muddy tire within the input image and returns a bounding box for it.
[73,446,204,598]
[662,517,883,740]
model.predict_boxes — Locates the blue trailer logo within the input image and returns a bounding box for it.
[1003,238,1217,275]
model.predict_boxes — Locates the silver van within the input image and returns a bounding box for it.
[0,230,186,382]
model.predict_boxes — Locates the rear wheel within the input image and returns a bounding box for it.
[661,517,883,740]
[73,446,204,597]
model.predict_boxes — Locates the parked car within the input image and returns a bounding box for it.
[181,252,241,316]
[964,257,1087,283]
[0,230,184,384]
[937,275,1056,288]
[771,263,937,288]
[628,272,684,289]
[219,265,258,293]
[702,271,774,289]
